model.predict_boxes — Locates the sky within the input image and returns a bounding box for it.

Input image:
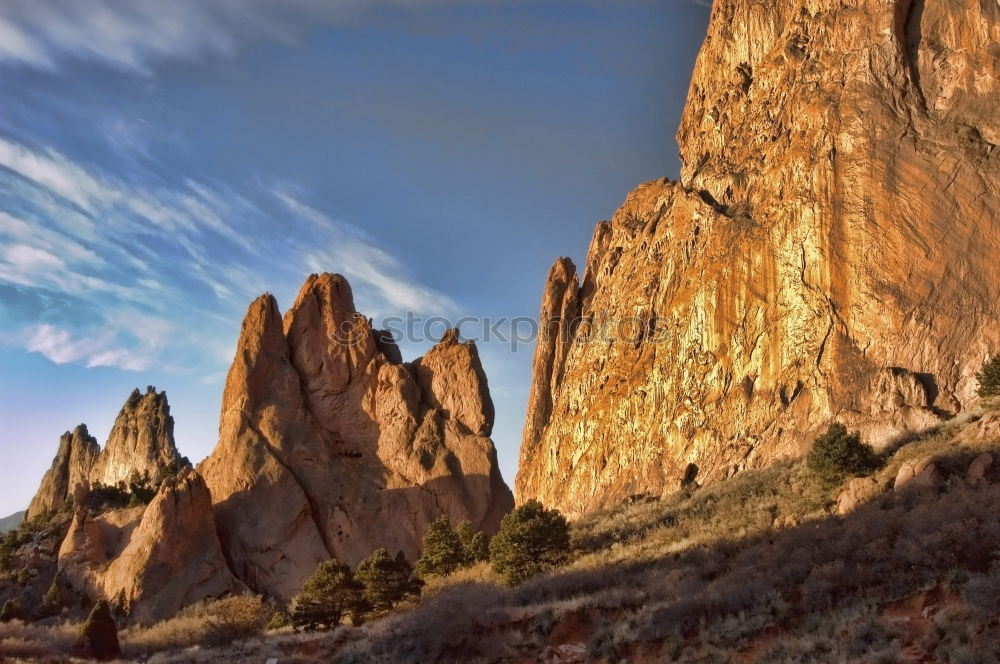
[0,0,711,517]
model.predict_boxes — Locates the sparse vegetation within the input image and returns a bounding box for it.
[1,598,23,623]
[291,560,367,631]
[977,355,1000,398]
[120,595,271,656]
[489,500,569,585]
[807,423,880,486]
[40,580,62,618]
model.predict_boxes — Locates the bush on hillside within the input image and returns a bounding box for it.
[40,580,63,618]
[0,598,23,623]
[291,559,367,631]
[977,355,1000,398]
[489,500,570,585]
[80,599,120,661]
[456,521,489,565]
[415,517,466,578]
[806,424,879,486]
[356,548,422,613]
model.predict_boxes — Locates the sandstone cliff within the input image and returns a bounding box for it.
[200,273,513,600]
[59,469,242,624]
[25,425,100,521]
[517,0,1000,516]
[90,387,182,487]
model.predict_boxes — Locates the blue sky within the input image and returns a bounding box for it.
[0,0,710,516]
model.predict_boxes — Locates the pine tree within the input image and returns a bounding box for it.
[806,423,879,486]
[489,500,569,586]
[0,598,22,623]
[291,559,367,631]
[977,355,1000,398]
[455,521,489,564]
[356,548,422,613]
[40,579,63,617]
[415,516,466,578]
[80,599,120,661]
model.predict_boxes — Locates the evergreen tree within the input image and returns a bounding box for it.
[0,598,22,623]
[977,355,1000,398]
[40,579,63,617]
[80,599,120,661]
[455,521,489,564]
[356,548,422,613]
[291,559,367,631]
[489,500,570,586]
[806,423,880,486]
[415,516,466,578]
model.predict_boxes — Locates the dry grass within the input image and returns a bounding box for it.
[120,595,271,658]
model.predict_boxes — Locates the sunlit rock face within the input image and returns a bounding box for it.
[58,469,243,624]
[26,388,183,522]
[517,0,1000,517]
[199,273,513,600]
[25,425,100,521]
[90,387,183,488]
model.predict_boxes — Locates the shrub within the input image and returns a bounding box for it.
[415,516,466,578]
[356,548,422,613]
[456,521,489,564]
[291,559,367,631]
[40,580,63,618]
[120,595,269,654]
[806,424,879,486]
[977,355,1000,398]
[489,500,570,585]
[80,599,120,661]
[1,598,23,623]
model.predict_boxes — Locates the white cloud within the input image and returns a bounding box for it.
[278,192,458,316]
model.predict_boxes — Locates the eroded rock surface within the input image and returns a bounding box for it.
[58,470,242,624]
[25,425,100,521]
[200,273,513,599]
[90,387,182,487]
[518,0,1000,516]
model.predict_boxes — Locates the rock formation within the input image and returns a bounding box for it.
[26,388,183,521]
[90,387,182,487]
[25,425,100,521]
[199,273,513,600]
[518,0,1000,516]
[59,469,242,624]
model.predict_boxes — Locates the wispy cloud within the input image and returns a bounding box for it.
[0,134,461,375]
[277,191,458,317]
[0,0,496,73]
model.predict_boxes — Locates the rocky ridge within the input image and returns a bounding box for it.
[199,273,513,600]
[517,0,1000,516]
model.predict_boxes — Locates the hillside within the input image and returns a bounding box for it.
[4,405,998,662]
[0,513,23,535]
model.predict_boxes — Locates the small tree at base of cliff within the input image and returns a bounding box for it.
[456,521,489,565]
[976,355,1000,398]
[0,598,23,623]
[415,516,466,578]
[80,599,120,661]
[807,423,879,486]
[40,579,63,617]
[489,500,570,586]
[356,549,422,613]
[291,559,367,631]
